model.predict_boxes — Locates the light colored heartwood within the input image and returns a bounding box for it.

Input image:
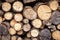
[9,28,16,35]
[49,1,59,10]
[10,19,17,27]
[14,13,23,22]
[23,24,31,32]
[14,23,22,31]
[23,6,37,20]
[52,30,60,40]
[11,36,17,40]
[2,2,11,12]
[32,19,42,28]
[37,5,51,20]
[4,12,13,20]
[57,24,60,30]
[31,29,39,37]
[13,1,23,12]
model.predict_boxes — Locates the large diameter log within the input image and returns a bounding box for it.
[37,5,51,20]
[23,6,37,20]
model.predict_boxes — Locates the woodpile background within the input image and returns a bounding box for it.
[0,0,60,40]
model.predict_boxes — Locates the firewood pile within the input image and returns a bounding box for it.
[0,0,60,40]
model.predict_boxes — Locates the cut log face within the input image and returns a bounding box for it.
[11,36,17,40]
[49,1,59,10]
[17,30,23,35]
[9,28,16,35]
[14,13,23,22]
[23,24,31,32]
[4,12,13,20]
[23,0,36,3]
[17,37,22,40]
[23,6,37,20]
[13,1,23,12]
[27,32,31,38]
[10,19,17,27]
[50,11,60,25]
[37,5,51,20]
[23,18,29,24]
[32,19,42,28]
[2,2,11,12]
[14,23,22,31]
[32,38,38,40]
[31,29,39,37]
[52,30,60,40]
[39,29,51,40]
[57,24,60,30]
[0,24,8,35]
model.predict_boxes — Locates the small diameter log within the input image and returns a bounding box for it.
[11,36,17,40]
[57,24,60,30]
[0,17,3,23]
[23,0,36,3]
[23,18,29,24]
[14,23,22,31]
[17,30,23,35]
[31,29,39,37]
[23,6,37,20]
[14,13,23,22]
[49,0,59,10]
[23,24,31,32]
[4,12,13,20]
[52,30,60,40]
[17,37,22,40]
[2,2,11,12]
[10,19,17,27]
[13,1,23,12]
[5,0,15,3]
[37,5,51,20]
[9,28,16,35]
[32,19,42,28]
[27,32,31,38]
